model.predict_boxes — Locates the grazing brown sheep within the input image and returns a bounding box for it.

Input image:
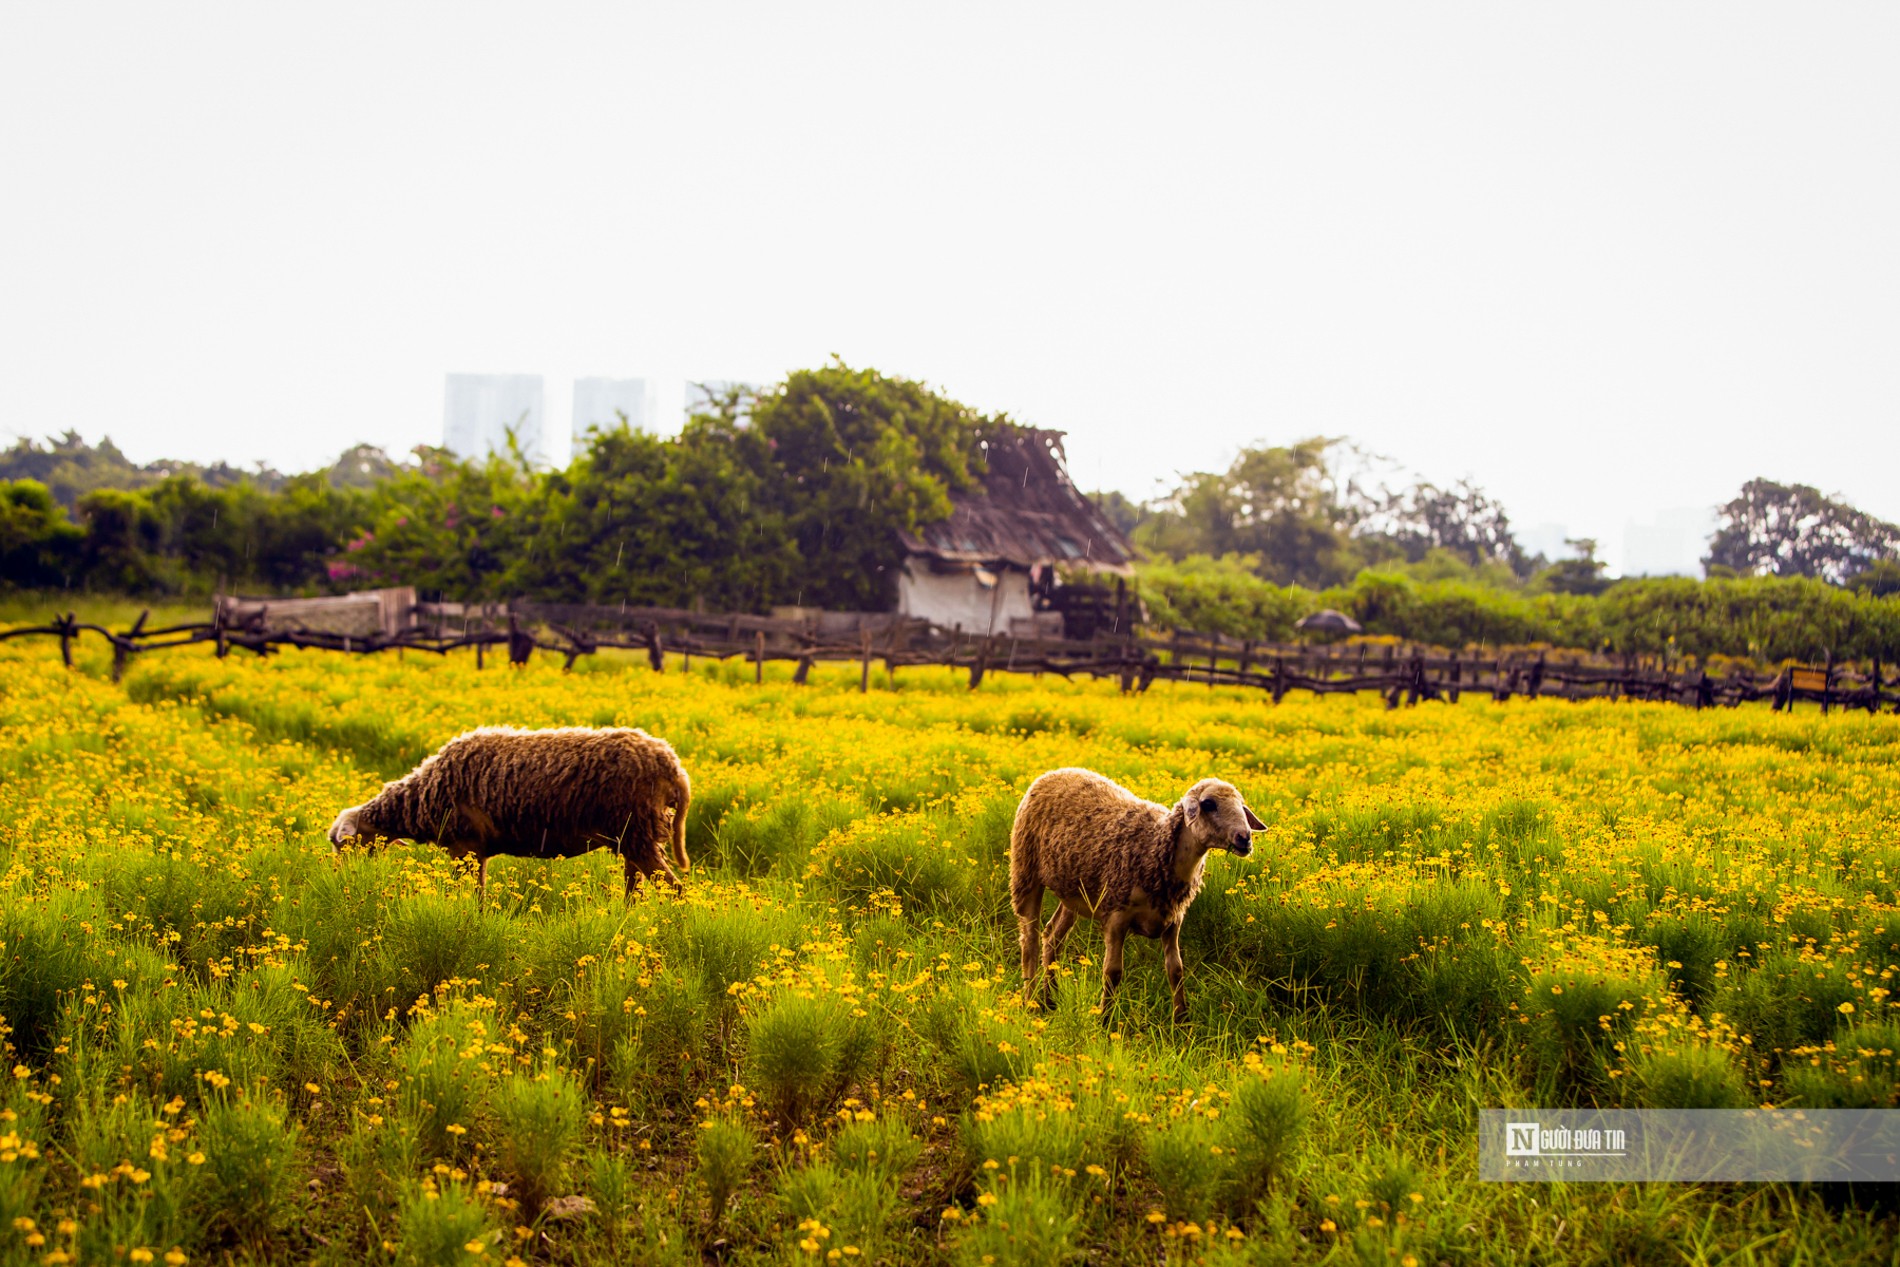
[1009,768,1264,1020]
[327,726,691,896]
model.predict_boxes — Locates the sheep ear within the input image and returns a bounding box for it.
[1243,804,1266,830]
[1180,794,1199,818]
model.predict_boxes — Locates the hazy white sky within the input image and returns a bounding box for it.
[3,3,1895,574]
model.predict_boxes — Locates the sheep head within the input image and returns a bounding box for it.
[327,805,365,850]
[1178,778,1265,858]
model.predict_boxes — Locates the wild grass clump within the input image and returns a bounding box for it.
[394,1174,502,1267]
[747,988,874,1126]
[1221,1058,1308,1212]
[194,1093,301,1241]
[394,999,497,1159]
[808,811,976,913]
[694,1115,754,1224]
[948,1170,1082,1267]
[1624,1040,1752,1109]
[777,1118,920,1263]
[490,1065,586,1210]
[1782,1020,1900,1108]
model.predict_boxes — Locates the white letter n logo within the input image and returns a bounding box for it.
[1506,1123,1541,1157]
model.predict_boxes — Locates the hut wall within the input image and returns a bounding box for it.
[895,561,1033,633]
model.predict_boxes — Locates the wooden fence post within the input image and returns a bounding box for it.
[861,627,873,694]
[58,612,74,668]
[756,629,766,684]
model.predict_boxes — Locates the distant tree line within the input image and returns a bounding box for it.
[4,365,1898,660]
[2,364,1004,611]
[1103,437,1900,658]
[1130,554,1900,664]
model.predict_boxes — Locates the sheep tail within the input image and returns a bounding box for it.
[669,768,692,873]
[1008,820,1041,917]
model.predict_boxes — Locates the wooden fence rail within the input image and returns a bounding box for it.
[2,598,1895,714]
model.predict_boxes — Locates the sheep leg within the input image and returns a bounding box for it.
[623,846,684,897]
[1099,913,1132,1018]
[1013,880,1046,999]
[1039,905,1077,1006]
[442,840,484,898]
[1162,921,1187,1021]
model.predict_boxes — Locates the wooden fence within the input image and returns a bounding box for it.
[2,594,1895,714]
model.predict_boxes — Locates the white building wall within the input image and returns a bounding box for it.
[896,561,1035,633]
[573,377,657,447]
[444,373,545,464]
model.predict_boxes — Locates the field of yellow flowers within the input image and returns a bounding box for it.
[4,617,1900,1265]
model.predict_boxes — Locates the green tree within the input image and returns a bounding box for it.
[1705,478,1900,583]
[1537,538,1612,596]
[1137,438,1362,587]
[341,451,534,600]
[511,417,800,610]
[0,479,84,588]
[1088,489,1143,538]
[747,362,996,610]
[75,487,164,591]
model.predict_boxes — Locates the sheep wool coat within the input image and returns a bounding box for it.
[349,725,690,872]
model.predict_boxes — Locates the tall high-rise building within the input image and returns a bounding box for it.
[1622,507,1719,578]
[572,377,659,446]
[443,373,545,463]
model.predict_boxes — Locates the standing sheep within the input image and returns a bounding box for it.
[327,726,691,896]
[1010,768,1264,1020]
